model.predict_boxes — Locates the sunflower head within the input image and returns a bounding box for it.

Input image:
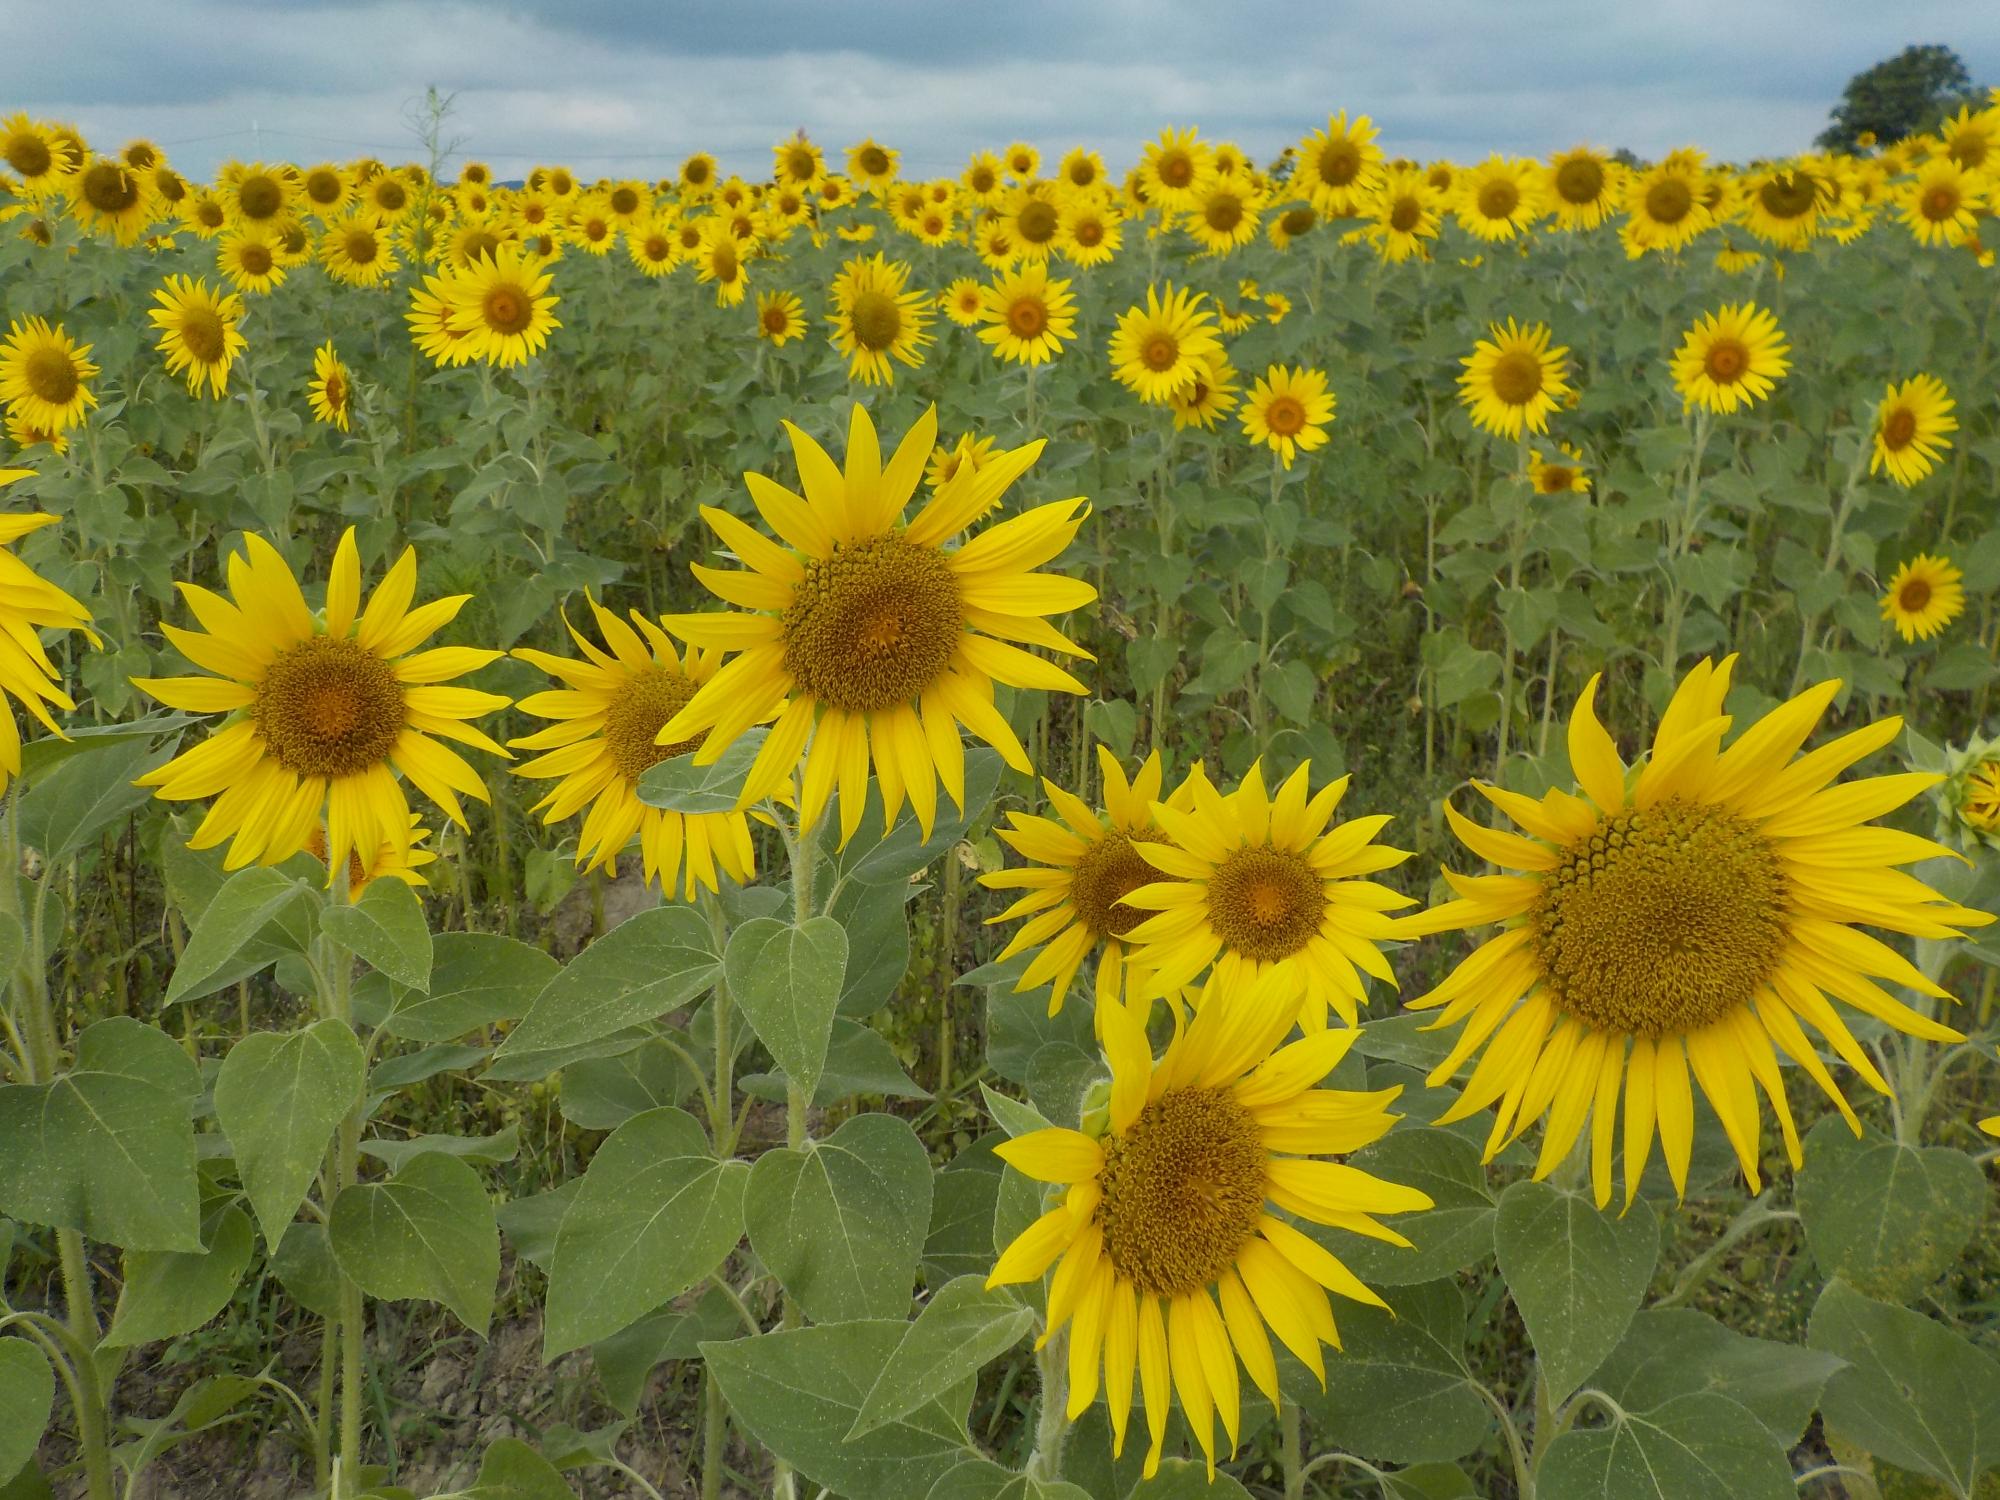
[1879,553,1965,643]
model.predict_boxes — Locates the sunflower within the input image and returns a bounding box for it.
[1670,302,1789,415]
[1109,284,1225,405]
[1544,147,1621,230]
[0,476,97,791]
[308,342,353,432]
[678,153,718,199]
[987,973,1430,1477]
[1527,444,1590,495]
[1879,554,1965,643]
[442,246,561,368]
[318,214,398,287]
[828,253,933,386]
[1058,198,1122,267]
[962,151,1007,206]
[845,138,898,194]
[742,290,801,348]
[975,221,1019,271]
[221,162,298,227]
[134,529,510,879]
[625,217,679,278]
[149,275,247,400]
[511,599,758,899]
[984,749,1206,1011]
[1119,761,1415,1031]
[1262,293,1290,325]
[1963,761,2000,837]
[66,158,155,245]
[1060,148,1107,192]
[1139,127,1213,213]
[1899,158,1984,248]
[406,274,476,368]
[976,264,1077,366]
[0,317,97,436]
[1937,104,1999,170]
[1165,358,1240,433]
[659,406,1095,847]
[1740,166,1828,249]
[446,220,508,273]
[180,190,230,239]
[565,195,618,256]
[1457,319,1571,440]
[1293,113,1383,218]
[1185,179,1264,255]
[1869,374,1956,487]
[926,434,999,491]
[1240,366,1335,470]
[994,187,1061,263]
[1401,658,1993,1205]
[0,115,77,199]
[1367,167,1440,263]
[308,815,437,895]
[362,171,413,222]
[694,222,750,307]
[216,226,286,294]
[6,412,68,456]
[911,204,956,248]
[1454,157,1546,241]
[1266,203,1318,250]
[940,277,985,327]
[772,136,825,191]
[1004,142,1041,181]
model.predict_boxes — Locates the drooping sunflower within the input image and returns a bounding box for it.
[66,158,156,245]
[1119,761,1415,1031]
[1239,365,1335,470]
[976,264,1077,366]
[0,115,77,199]
[1266,203,1318,250]
[308,814,437,895]
[442,246,560,368]
[1402,658,1993,1205]
[0,473,97,791]
[1457,319,1571,440]
[1453,156,1546,241]
[1527,444,1590,495]
[149,275,247,400]
[5,411,68,456]
[1109,284,1225,405]
[1292,112,1384,218]
[1544,147,1621,230]
[1879,554,1965,643]
[659,406,1095,846]
[1670,302,1789,415]
[133,529,510,879]
[940,277,985,327]
[0,317,98,436]
[1870,374,1956,487]
[987,974,1430,1478]
[308,342,353,432]
[511,598,758,899]
[984,748,1206,1012]
[216,226,286,294]
[755,290,806,346]
[827,253,933,386]
[1165,358,1240,433]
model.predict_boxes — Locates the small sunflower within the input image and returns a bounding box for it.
[1185,179,1264,255]
[216,226,286,294]
[1139,127,1213,213]
[1293,112,1383,218]
[1454,156,1546,241]
[976,264,1077,366]
[0,473,97,791]
[753,290,806,347]
[940,277,985,327]
[221,162,298,227]
[1367,167,1439,263]
[1109,284,1225,405]
[1740,166,1828,250]
[1869,374,1956,487]
[1059,148,1107,192]
[1544,147,1621,230]
[962,151,1007,206]
[1527,444,1590,495]
[1058,198,1122,267]
[180,190,230,239]
[5,412,68,456]
[827,253,933,386]
[988,973,1430,1478]
[1402,658,1992,1205]
[694,222,750,307]
[1240,365,1335,470]
[442,246,561,368]
[66,158,156,245]
[308,815,437,895]
[308,342,353,432]
[659,406,1095,847]
[0,317,98,436]
[679,153,718,199]
[134,529,511,880]
[299,162,351,219]
[0,115,77,199]
[926,434,998,490]
[1879,554,1965,643]
[1458,319,1571,439]
[1266,203,1318,250]
[149,275,247,400]
[1900,158,1984,248]
[1670,302,1789,415]
[773,136,826,191]
[1120,760,1416,1031]
[317,214,398,287]
[1004,142,1041,181]
[1165,358,1240,433]
[846,138,899,194]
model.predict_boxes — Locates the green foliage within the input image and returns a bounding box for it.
[0,1340,55,1483]
[723,915,847,1105]
[329,1150,500,1334]
[1494,1181,1660,1403]
[1794,1119,1986,1302]
[215,1018,366,1245]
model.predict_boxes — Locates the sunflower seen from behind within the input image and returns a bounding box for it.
[0,317,97,438]
[149,275,246,400]
[1870,374,1956,486]
[133,529,511,881]
[1670,302,1788,415]
[987,973,1430,1477]
[1879,554,1964,643]
[660,405,1095,847]
[0,469,97,791]
[1458,318,1571,440]
[1240,364,1335,469]
[1401,658,1993,1206]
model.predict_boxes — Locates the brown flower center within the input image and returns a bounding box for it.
[1476,179,1519,220]
[602,665,705,784]
[1489,349,1545,406]
[1206,844,1323,961]
[23,347,79,405]
[1645,177,1693,225]
[1881,406,1918,451]
[256,637,406,779]
[1097,1087,1266,1298]
[178,307,227,364]
[781,535,962,712]
[1318,140,1360,187]
[1006,296,1048,338]
[1555,158,1604,204]
[1703,338,1748,383]
[1263,395,1307,436]
[82,162,139,214]
[5,131,51,177]
[1015,198,1059,245]
[848,290,903,351]
[483,286,532,334]
[1070,829,1170,939]
[1141,334,1180,372]
[1898,578,1933,613]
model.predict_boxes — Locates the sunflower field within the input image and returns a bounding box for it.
[0,98,1998,1500]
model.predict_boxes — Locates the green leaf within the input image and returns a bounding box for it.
[329,1152,499,1335]
[850,1276,1034,1438]
[494,1181,578,1273]
[1592,1308,1844,1447]
[1794,1118,1985,1302]
[322,877,433,992]
[165,866,313,1005]
[1294,1280,1490,1465]
[925,1163,1002,1284]
[725,916,847,1107]
[1334,1129,1494,1286]
[0,1340,54,1482]
[1127,1459,1254,1496]
[979,1083,1053,1140]
[740,1017,930,1106]
[744,1113,933,1323]
[361,1126,519,1171]
[591,1285,742,1414]
[829,877,911,1017]
[492,906,720,1075]
[701,1321,975,1499]
[544,1107,748,1358]
[0,1017,203,1250]
[833,747,1005,885]
[271,1221,343,1319]
[16,735,156,863]
[925,1460,1093,1499]
[635,728,768,812]
[1538,1392,1795,1500]
[1808,1278,2000,1493]
[18,713,189,781]
[1493,1180,1658,1403]
[430,1437,575,1500]
[380,933,556,1043]
[104,1204,254,1348]
[558,1039,699,1129]
[214,1019,366,1246]
[371,1042,488,1094]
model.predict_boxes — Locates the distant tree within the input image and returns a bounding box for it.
[1818,44,1980,150]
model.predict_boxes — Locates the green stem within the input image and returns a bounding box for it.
[703,894,736,1157]
[314,1315,336,1495]
[319,868,367,1500]
[701,1363,726,1500]
[1025,1331,1069,1484]
[1280,1399,1305,1500]
[1790,432,1868,695]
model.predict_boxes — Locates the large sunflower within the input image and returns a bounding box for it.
[1670,302,1788,415]
[659,406,1095,847]
[1,116,75,199]
[1457,319,1571,440]
[1870,374,1956,487]
[0,317,97,436]
[1119,761,1415,1031]
[983,748,1206,1013]
[1879,554,1964,643]
[149,275,247,400]
[133,529,510,880]
[511,598,758,899]
[1109,284,1225,405]
[976,263,1077,366]
[0,472,97,791]
[827,253,932,385]
[442,245,561,368]
[987,973,1430,1478]
[1239,365,1335,469]
[1402,658,1992,1206]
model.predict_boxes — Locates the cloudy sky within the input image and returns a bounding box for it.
[16,1,2000,182]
